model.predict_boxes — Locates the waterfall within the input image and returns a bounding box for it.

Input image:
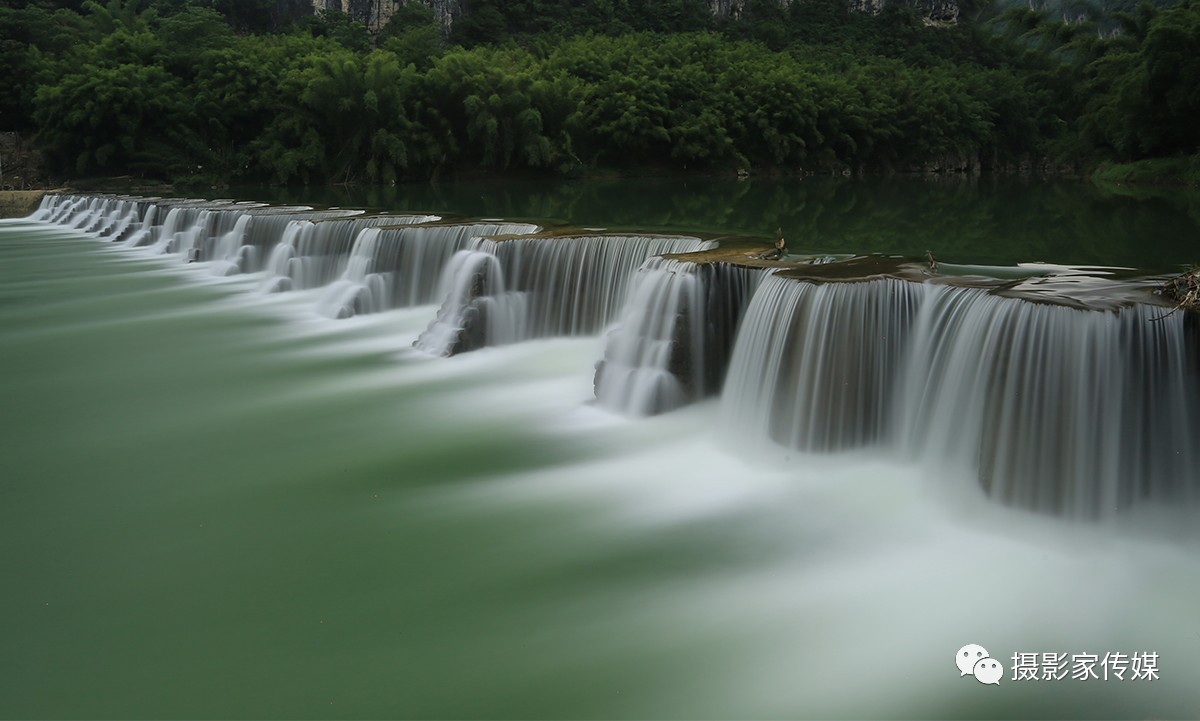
[494,235,715,337]
[33,193,176,249]
[164,209,215,258]
[897,288,1199,516]
[722,275,921,453]
[30,191,1198,519]
[50,196,88,225]
[78,197,126,236]
[238,209,353,274]
[49,194,146,234]
[43,195,151,243]
[415,234,715,355]
[316,227,393,317]
[98,199,145,244]
[258,214,438,293]
[413,249,514,355]
[595,258,762,416]
[142,206,194,252]
[64,196,104,230]
[36,195,425,280]
[27,194,54,221]
[117,203,156,247]
[261,221,308,293]
[315,222,538,319]
[289,218,373,291]
[209,214,255,274]
[721,274,1199,517]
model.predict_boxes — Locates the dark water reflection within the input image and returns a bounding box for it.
[228,176,1200,273]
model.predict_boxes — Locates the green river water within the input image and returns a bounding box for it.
[1,177,1198,719]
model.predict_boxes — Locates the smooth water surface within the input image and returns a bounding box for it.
[1,181,1198,719]
[240,176,1200,272]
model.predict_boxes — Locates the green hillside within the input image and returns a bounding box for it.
[2,0,1197,184]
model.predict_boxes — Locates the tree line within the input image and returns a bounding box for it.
[1,0,1196,184]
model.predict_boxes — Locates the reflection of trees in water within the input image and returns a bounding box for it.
[234,178,1200,270]
[745,178,1197,270]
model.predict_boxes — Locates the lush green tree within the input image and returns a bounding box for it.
[0,4,86,130]
[448,0,507,46]
[209,0,311,33]
[1142,0,1200,153]
[15,0,1200,184]
[151,4,235,78]
[295,8,369,51]
[378,2,444,68]
[425,46,577,170]
[185,34,306,178]
[34,59,186,176]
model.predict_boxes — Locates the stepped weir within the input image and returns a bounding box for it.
[26,192,1199,518]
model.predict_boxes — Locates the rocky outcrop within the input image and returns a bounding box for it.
[910,0,959,24]
[848,0,959,23]
[848,0,885,13]
[707,0,793,19]
[314,0,960,33]
[312,0,389,31]
[311,0,462,33]
[402,0,462,31]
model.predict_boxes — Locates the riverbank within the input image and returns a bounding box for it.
[1092,156,1200,188]
[0,190,50,218]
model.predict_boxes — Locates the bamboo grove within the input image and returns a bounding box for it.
[2,0,1197,184]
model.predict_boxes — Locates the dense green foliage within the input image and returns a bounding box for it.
[1,0,1196,184]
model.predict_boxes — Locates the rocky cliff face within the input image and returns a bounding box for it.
[313,0,959,34]
[313,0,387,31]
[405,0,462,31]
[707,0,793,19]
[311,0,462,33]
[850,0,959,23]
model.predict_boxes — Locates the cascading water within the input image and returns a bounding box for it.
[97,200,145,244]
[64,196,108,230]
[10,189,1200,720]
[34,195,395,280]
[209,214,255,274]
[260,214,438,293]
[262,221,308,292]
[26,194,54,222]
[316,222,538,319]
[413,249,513,354]
[595,258,707,416]
[99,197,148,242]
[142,206,201,252]
[54,196,90,225]
[27,192,1200,518]
[237,208,349,274]
[721,273,1199,517]
[33,194,158,245]
[595,258,762,416]
[415,234,715,355]
[496,235,716,337]
[315,227,393,318]
[164,209,215,258]
[897,286,1199,517]
[722,275,920,453]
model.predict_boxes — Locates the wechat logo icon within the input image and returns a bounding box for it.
[956,643,1003,685]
